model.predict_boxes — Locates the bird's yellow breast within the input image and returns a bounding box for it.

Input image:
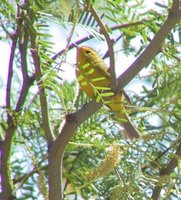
[76,46,110,98]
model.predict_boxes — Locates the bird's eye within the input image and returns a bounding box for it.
[85,50,91,54]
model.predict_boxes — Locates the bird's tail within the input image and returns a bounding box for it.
[120,116,140,140]
[108,93,140,140]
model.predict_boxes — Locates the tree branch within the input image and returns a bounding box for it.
[116,0,181,92]
[13,165,47,186]
[152,140,181,200]
[1,5,23,200]
[5,7,23,121]
[16,18,36,112]
[48,100,102,200]
[29,12,54,146]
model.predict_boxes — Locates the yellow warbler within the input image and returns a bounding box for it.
[76,46,140,139]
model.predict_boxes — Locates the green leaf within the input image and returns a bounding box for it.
[81,81,88,86]
[1,0,15,14]
[77,74,84,81]
[81,63,90,69]
[87,68,94,74]
[94,86,111,91]
[100,92,114,97]
[92,77,106,82]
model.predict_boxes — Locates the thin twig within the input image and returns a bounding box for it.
[16,19,35,111]
[63,150,84,194]
[152,140,181,199]
[14,165,47,186]
[111,19,150,31]
[51,19,148,61]
[6,11,23,120]
[90,6,116,90]
[114,168,125,186]
[142,140,179,172]
[29,11,54,146]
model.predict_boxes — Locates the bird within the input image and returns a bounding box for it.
[76,46,140,139]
